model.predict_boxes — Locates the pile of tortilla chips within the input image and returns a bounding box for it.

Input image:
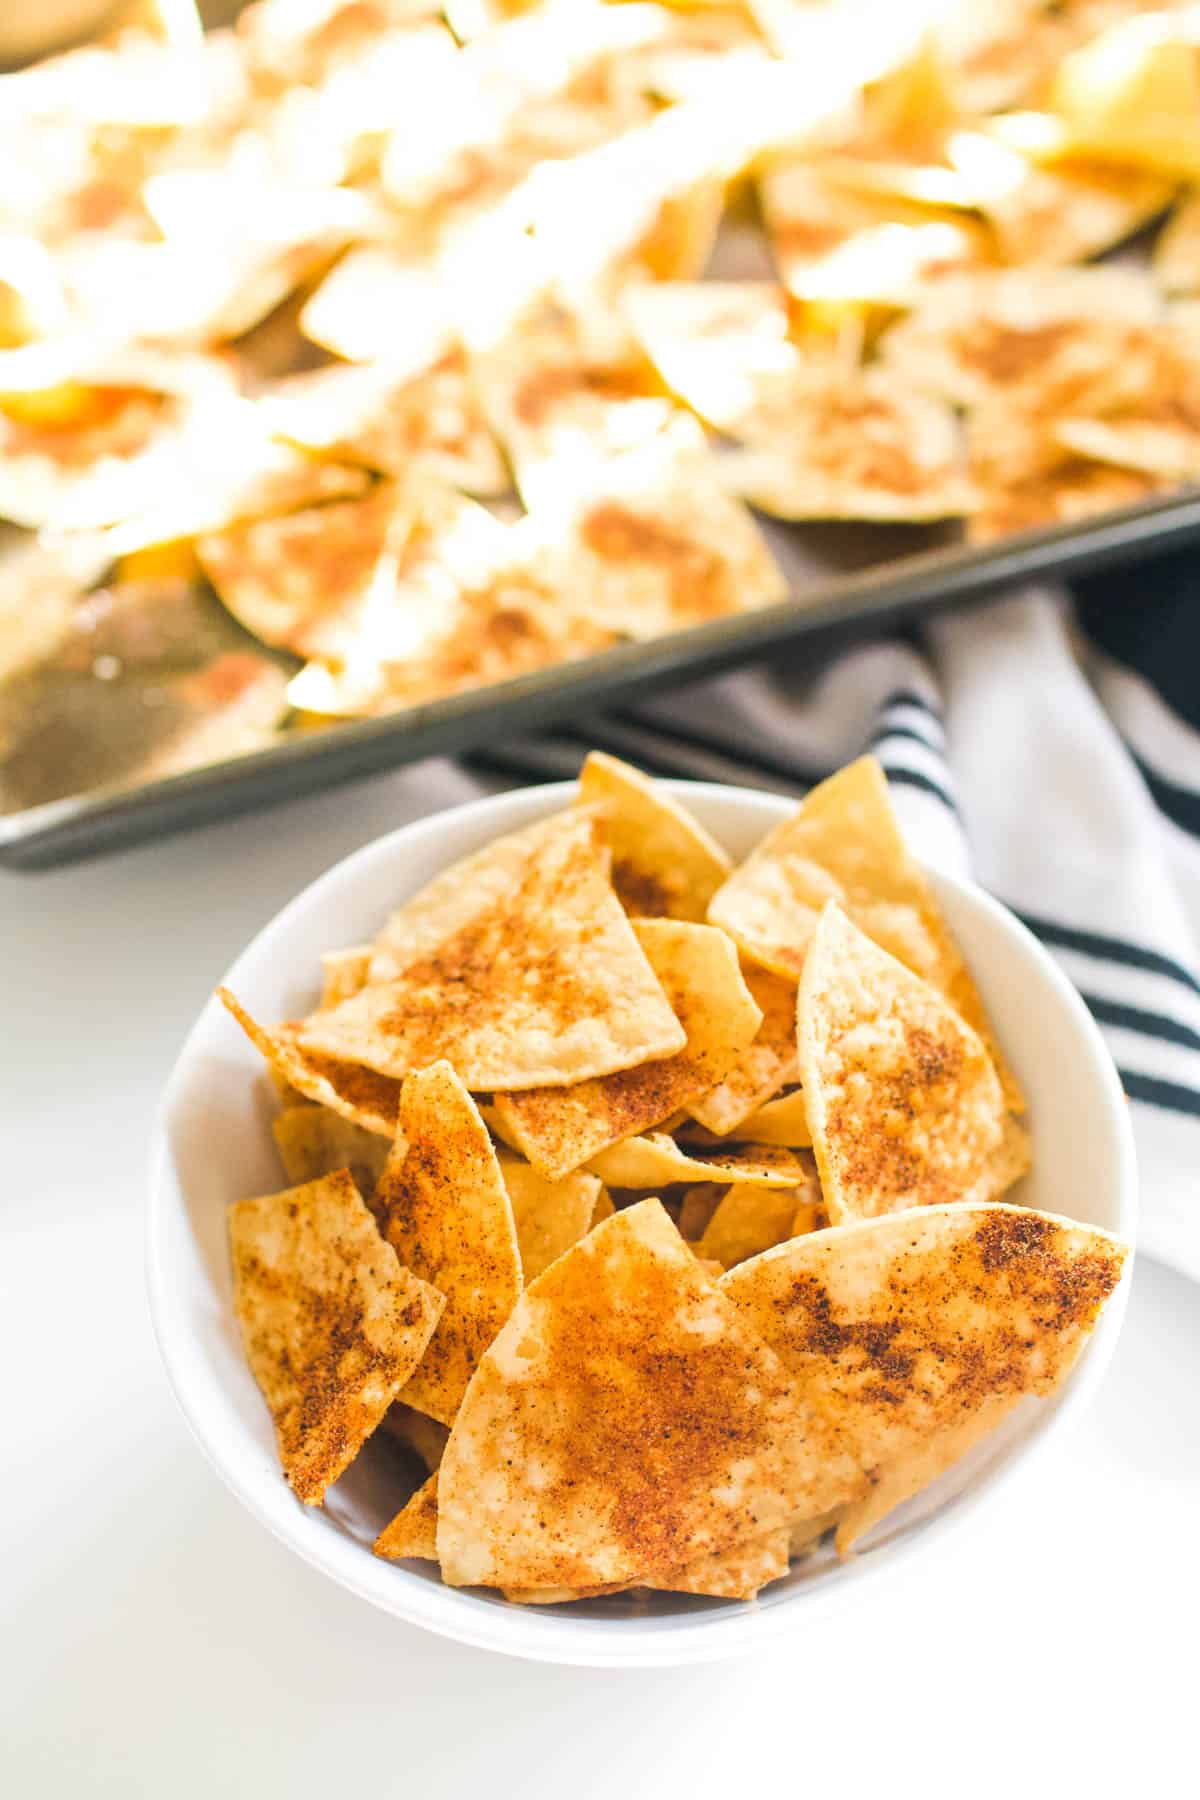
[4,0,1198,768]
[224,751,1128,1604]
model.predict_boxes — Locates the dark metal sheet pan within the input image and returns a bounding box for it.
[5,485,1200,868]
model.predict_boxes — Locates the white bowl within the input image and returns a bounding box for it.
[147,780,1137,1667]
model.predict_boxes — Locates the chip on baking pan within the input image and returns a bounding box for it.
[623,279,804,435]
[721,1202,1127,1547]
[373,1062,521,1426]
[435,1199,841,1589]
[706,755,1020,1106]
[302,809,686,1089]
[500,1154,602,1283]
[492,917,761,1180]
[577,750,732,922]
[797,903,1007,1222]
[219,988,401,1136]
[228,1169,444,1504]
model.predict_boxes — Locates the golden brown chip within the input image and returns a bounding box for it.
[219,988,401,1136]
[577,750,732,921]
[501,1153,602,1283]
[436,1199,834,1589]
[492,917,761,1179]
[643,1526,791,1599]
[318,946,372,1012]
[676,1181,725,1243]
[722,1202,1129,1542]
[686,965,799,1135]
[1049,15,1200,181]
[728,1086,812,1148]
[375,1470,440,1562]
[697,1180,813,1269]
[707,756,1020,1107]
[590,1185,616,1227]
[967,445,1160,543]
[833,1392,1015,1556]
[373,1062,522,1426]
[379,1401,450,1473]
[798,903,1007,1222]
[228,1169,444,1504]
[271,1103,390,1202]
[623,279,803,435]
[588,1132,810,1189]
[302,810,686,1089]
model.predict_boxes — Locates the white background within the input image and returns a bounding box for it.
[4,760,1198,1797]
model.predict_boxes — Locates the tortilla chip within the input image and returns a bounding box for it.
[436,1198,823,1589]
[968,448,1160,544]
[260,350,507,496]
[697,1180,813,1269]
[577,750,732,921]
[219,987,401,1136]
[300,246,456,369]
[707,756,1020,1107]
[644,1526,791,1599]
[375,1470,440,1562]
[492,917,762,1179]
[677,1182,725,1242]
[798,903,1007,1222]
[303,810,686,1089]
[373,1062,522,1426]
[379,1401,450,1473]
[686,965,799,1135]
[722,1202,1128,1529]
[588,1132,810,1189]
[319,946,372,1011]
[197,484,406,660]
[623,279,803,435]
[228,1169,444,1504]
[1050,18,1200,181]
[501,1153,602,1283]
[720,366,976,522]
[1055,416,1200,482]
[729,1086,812,1148]
[271,1103,390,1202]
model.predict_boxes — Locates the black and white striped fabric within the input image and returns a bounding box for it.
[461,559,1200,1283]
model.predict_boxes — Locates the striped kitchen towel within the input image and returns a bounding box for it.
[461,554,1200,1284]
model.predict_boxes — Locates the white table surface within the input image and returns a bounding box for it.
[4,759,1198,1798]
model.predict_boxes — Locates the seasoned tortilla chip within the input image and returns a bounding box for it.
[319,946,372,1011]
[834,1392,1015,1556]
[271,1103,390,1203]
[197,484,406,660]
[644,1526,791,1599]
[501,1154,601,1283]
[623,279,803,435]
[729,1086,812,1148]
[687,965,799,1135]
[228,1169,444,1504]
[436,1199,829,1589]
[300,246,455,369]
[707,756,1020,1107]
[1050,18,1200,182]
[375,1470,440,1562]
[720,366,975,523]
[697,1180,812,1269]
[379,1401,449,1473]
[492,917,761,1179]
[219,987,401,1136]
[968,448,1160,544]
[722,1202,1128,1535]
[373,1063,522,1426]
[588,1132,810,1189]
[577,750,732,921]
[260,350,507,496]
[1055,416,1200,482]
[303,810,686,1089]
[798,903,1007,1222]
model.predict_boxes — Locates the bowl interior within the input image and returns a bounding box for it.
[149,781,1135,1666]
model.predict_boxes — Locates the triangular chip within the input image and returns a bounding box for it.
[436,1199,823,1589]
[697,1180,815,1270]
[228,1169,444,1504]
[587,1132,810,1190]
[302,811,686,1089]
[798,903,1008,1222]
[576,751,732,921]
[373,1063,522,1426]
[687,966,799,1135]
[722,1202,1128,1535]
[492,918,762,1180]
[271,1103,390,1203]
[727,1086,812,1148]
[375,1470,440,1562]
[219,988,400,1136]
[501,1153,601,1283]
[707,756,1020,1107]
[643,1526,791,1599]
